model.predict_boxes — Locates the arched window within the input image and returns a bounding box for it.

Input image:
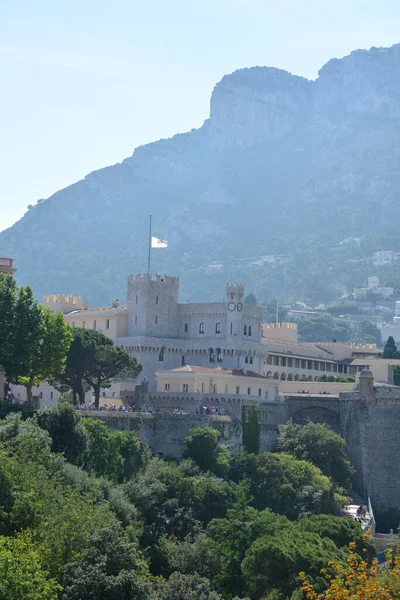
[244,325,247,336]
[249,355,253,364]
[248,325,252,336]
[199,323,204,334]
[181,355,186,366]
[216,323,221,334]
[209,348,215,363]
[245,355,249,364]
[216,348,222,363]
[156,295,159,305]
[159,347,164,362]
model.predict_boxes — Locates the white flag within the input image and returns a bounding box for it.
[151,236,168,248]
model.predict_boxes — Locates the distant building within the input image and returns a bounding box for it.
[0,257,16,276]
[373,250,395,266]
[156,365,278,400]
[368,276,380,290]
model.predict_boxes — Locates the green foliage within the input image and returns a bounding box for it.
[242,407,261,454]
[156,572,224,600]
[36,402,87,465]
[297,314,350,343]
[184,426,229,475]
[0,277,72,401]
[0,533,61,600]
[241,528,344,599]
[278,420,354,489]
[233,452,336,519]
[62,524,152,600]
[244,293,257,305]
[82,417,142,482]
[383,335,400,359]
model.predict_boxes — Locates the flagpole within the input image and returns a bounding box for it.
[147,215,152,274]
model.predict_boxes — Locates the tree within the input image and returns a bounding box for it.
[244,293,257,306]
[242,529,344,599]
[52,328,112,405]
[233,452,337,519]
[84,343,140,409]
[19,309,72,402]
[301,542,400,599]
[36,403,88,465]
[0,533,61,600]
[383,335,400,359]
[62,525,152,600]
[278,421,354,489]
[0,278,43,391]
[156,572,223,600]
[81,418,142,482]
[184,427,227,475]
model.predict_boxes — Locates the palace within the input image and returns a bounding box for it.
[47,272,379,391]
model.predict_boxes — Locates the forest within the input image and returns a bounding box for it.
[1,401,395,600]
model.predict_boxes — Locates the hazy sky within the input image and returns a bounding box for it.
[0,0,399,232]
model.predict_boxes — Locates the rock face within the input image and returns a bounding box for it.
[1,43,400,305]
[209,67,312,147]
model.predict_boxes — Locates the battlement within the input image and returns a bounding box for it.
[226,282,245,302]
[262,322,298,342]
[129,273,179,284]
[43,294,83,313]
[0,257,16,275]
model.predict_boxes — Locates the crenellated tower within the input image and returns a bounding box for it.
[127,273,179,337]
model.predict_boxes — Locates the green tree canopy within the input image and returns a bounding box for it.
[36,402,87,465]
[278,420,354,489]
[184,427,230,476]
[383,335,400,358]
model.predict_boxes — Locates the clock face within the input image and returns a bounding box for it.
[237,302,242,312]
[228,302,236,311]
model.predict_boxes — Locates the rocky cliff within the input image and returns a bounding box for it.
[1,43,400,305]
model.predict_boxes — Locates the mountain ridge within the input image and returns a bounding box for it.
[1,43,400,305]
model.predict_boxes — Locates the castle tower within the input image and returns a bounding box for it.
[0,258,16,276]
[226,282,245,337]
[127,273,179,337]
[43,294,83,314]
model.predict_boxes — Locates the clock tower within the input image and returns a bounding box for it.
[226,282,244,336]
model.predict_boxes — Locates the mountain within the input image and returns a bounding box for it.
[1,43,400,305]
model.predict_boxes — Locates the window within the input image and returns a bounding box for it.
[182,355,186,366]
[184,323,188,333]
[50,392,53,400]
[182,383,189,393]
[236,386,240,394]
[209,348,215,362]
[216,323,221,334]
[112,392,116,398]
[164,383,171,392]
[201,382,205,393]
[39,391,43,399]
[258,388,262,397]
[245,355,249,364]
[159,348,164,362]
[93,320,97,330]
[244,325,247,335]
[211,383,217,393]
[156,295,159,305]
[135,315,138,324]
[274,356,279,366]
[230,323,233,334]
[249,356,253,364]
[217,348,222,363]
[136,295,138,304]
[82,321,86,328]
[199,323,204,334]
[248,325,252,336]
[265,391,268,399]
[155,316,158,324]
[247,387,251,395]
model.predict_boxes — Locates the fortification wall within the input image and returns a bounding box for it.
[340,391,400,512]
